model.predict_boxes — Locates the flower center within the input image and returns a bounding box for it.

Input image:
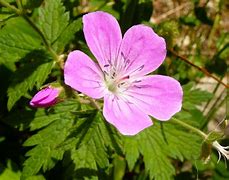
[107,81,117,92]
[104,69,130,94]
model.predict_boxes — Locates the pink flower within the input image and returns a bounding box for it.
[64,11,183,135]
[30,86,60,108]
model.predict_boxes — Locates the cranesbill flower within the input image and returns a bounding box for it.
[30,86,60,108]
[64,11,183,135]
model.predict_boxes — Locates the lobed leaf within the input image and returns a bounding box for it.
[38,0,69,45]
[53,18,82,53]
[59,111,122,179]
[124,121,202,180]
[7,51,54,110]
[21,100,80,179]
[0,17,42,70]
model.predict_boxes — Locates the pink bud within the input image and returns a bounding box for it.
[30,86,60,108]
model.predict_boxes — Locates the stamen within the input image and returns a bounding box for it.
[138,65,144,71]
[134,80,141,83]
[134,85,142,89]
[126,65,145,76]
[125,59,130,67]
[104,64,109,68]
[121,52,130,67]
[108,59,112,65]
[103,71,109,76]
[118,82,125,87]
[120,75,129,81]
[112,72,116,78]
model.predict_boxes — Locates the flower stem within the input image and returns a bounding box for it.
[0,0,21,14]
[16,0,22,10]
[88,98,101,111]
[171,117,207,139]
[168,48,228,88]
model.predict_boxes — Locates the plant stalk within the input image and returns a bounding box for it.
[171,117,207,139]
[0,0,21,14]
[169,48,228,88]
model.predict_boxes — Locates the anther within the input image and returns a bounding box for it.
[134,80,141,83]
[138,65,144,71]
[103,71,109,76]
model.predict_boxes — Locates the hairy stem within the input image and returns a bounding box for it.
[88,98,101,111]
[168,48,228,88]
[171,117,207,139]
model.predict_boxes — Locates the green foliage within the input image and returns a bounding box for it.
[175,82,213,128]
[19,101,122,179]
[124,122,202,180]
[0,160,21,180]
[120,0,153,31]
[37,0,82,53]
[7,52,54,110]
[182,82,213,109]
[59,111,122,179]
[155,21,179,48]
[0,17,42,70]
[38,0,69,45]
[21,100,80,179]
[194,6,213,26]
[52,18,82,53]
[0,7,15,24]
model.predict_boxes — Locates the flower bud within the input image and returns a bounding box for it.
[30,86,60,108]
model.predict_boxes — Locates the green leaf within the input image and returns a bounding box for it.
[124,121,202,180]
[120,0,153,32]
[53,18,82,53]
[70,112,109,168]
[175,82,213,127]
[0,160,21,180]
[7,51,54,110]
[0,17,42,70]
[21,0,43,9]
[71,145,98,180]
[21,100,80,179]
[38,0,69,45]
[183,82,213,107]
[59,111,121,179]
[0,7,15,23]
[29,100,80,131]
[123,137,139,171]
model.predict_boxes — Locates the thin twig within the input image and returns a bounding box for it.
[168,48,228,88]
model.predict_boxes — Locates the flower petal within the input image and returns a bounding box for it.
[83,11,122,68]
[119,25,166,77]
[103,94,153,135]
[64,50,105,99]
[30,87,59,107]
[123,75,183,120]
[30,87,53,103]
